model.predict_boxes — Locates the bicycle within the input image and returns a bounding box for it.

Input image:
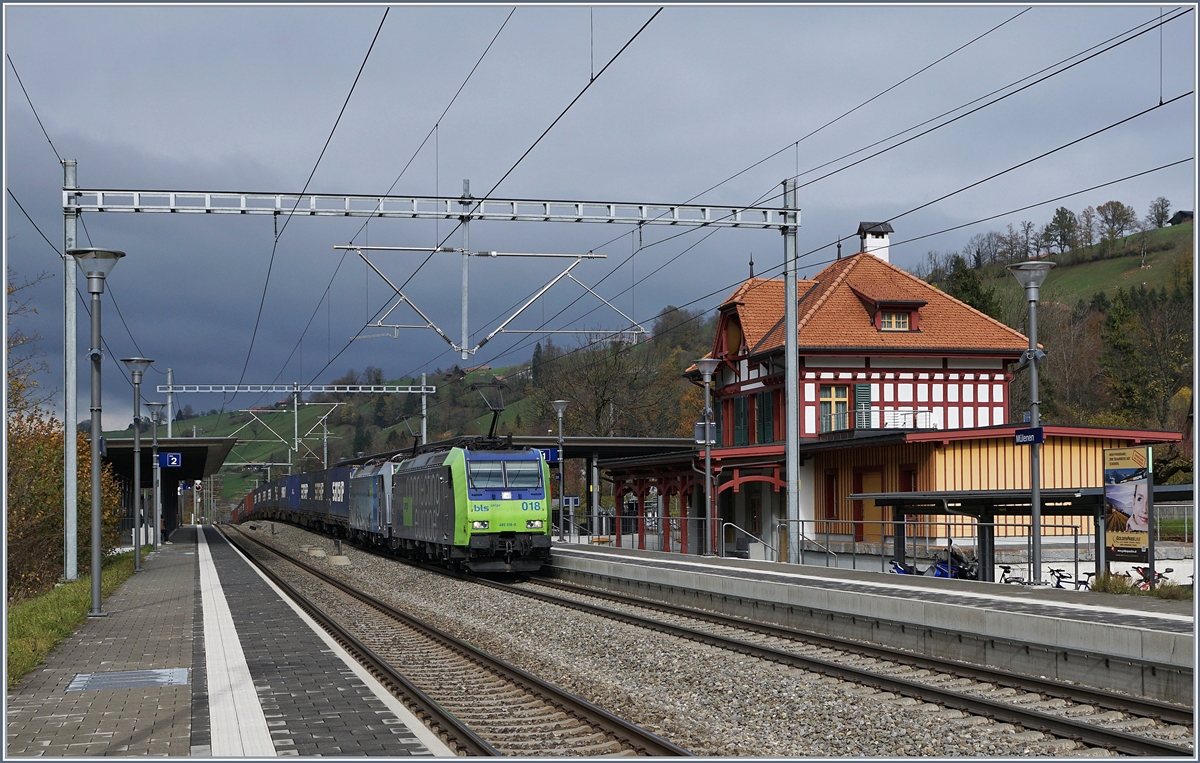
[1048,567,1095,591]
[998,564,1028,585]
[1131,565,1174,591]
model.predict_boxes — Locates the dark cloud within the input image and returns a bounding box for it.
[6,4,1195,427]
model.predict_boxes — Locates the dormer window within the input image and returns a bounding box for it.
[880,311,910,331]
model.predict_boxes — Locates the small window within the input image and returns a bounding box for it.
[820,385,849,432]
[880,311,910,331]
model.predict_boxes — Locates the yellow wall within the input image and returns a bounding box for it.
[815,435,1128,538]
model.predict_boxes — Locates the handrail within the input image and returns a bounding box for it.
[778,520,839,566]
[720,522,777,559]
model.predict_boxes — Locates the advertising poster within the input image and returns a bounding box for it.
[1103,446,1153,563]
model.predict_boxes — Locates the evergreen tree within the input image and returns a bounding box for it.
[945,255,1000,318]
[531,342,544,385]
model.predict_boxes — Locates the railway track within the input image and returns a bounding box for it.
[223,526,691,757]
[486,576,1194,757]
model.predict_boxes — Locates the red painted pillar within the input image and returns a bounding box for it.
[664,493,672,553]
[615,493,623,548]
[637,491,646,550]
[681,488,689,555]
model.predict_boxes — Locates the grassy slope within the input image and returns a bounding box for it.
[983,222,1192,304]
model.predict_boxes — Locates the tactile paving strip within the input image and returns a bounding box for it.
[66,668,190,692]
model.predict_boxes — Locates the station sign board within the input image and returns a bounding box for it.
[159,452,182,468]
[1014,427,1043,445]
[539,447,559,464]
[1103,446,1153,563]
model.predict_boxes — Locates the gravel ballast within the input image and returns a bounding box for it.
[234,523,1107,757]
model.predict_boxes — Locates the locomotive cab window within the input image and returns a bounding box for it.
[468,461,505,489]
[505,461,542,489]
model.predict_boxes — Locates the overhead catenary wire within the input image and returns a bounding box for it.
[415,121,1198,397]
[446,5,1190,354]
[303,7,1192,413]
[443,84,1192,385]
[294,7,663,390]
[679,6,1032,206]
[235,7,389,391]
[395,152,1195,425]
[390,7,662,299]
[261,7,517,405]
[6,54,62,162]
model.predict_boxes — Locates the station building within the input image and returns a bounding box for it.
[600,224,1183,561]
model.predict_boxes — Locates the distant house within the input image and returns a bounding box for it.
[1167,210,1193,226]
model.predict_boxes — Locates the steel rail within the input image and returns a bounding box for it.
[219,528,498,756]
[530,578,1194,727]
[474,578,1192,757]
[227,527,693,757]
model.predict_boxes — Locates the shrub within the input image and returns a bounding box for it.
[6,409,123,603]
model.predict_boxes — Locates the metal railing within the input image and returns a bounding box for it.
[821,405,937,433]
[722,522,778,560]
[1155,503,1194,544]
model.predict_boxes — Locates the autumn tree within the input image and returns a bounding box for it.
[1146,196,1172,229]
[7,268,123,602]
[1096,200,1139,242]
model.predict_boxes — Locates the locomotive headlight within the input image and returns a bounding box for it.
[471,520,489,530]
[525,520,543,529]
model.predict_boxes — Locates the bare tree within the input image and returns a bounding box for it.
[1077,206,1097,248]
[532,334,684,438]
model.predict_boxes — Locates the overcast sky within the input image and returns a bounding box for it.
[5,3,1196,430]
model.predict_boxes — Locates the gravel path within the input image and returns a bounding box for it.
[234,523,1108,757]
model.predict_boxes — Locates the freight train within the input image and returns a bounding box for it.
[233,438,553,573]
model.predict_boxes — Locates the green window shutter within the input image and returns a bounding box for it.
[733,396,749,446]
[854,384,872,428]
[757,391,773,443]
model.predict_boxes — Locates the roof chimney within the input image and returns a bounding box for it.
[857,221,894,263]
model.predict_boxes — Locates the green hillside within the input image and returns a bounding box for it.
[983,221,1192,305]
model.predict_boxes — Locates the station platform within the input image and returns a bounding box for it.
[548,542,1194,703]
[5,526,452,757]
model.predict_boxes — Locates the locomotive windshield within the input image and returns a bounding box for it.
[468,459,543,490]
[504,461,542,489]
[469,461,505,489]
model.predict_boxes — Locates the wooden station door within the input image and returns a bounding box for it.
[853,469,884,543]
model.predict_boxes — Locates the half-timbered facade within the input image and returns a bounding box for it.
[600,232,1182,559]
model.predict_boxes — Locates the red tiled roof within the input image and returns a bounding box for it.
[745,252,1028,355]
[719,277,816,353]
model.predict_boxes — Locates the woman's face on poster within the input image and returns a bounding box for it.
[1130,483,1149,524]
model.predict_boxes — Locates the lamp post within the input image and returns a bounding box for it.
[1008,260,1055,583]
[551,400,569,541]
[121,358,153,573]
[145,402,165,552]
[695,358,721,556]
[69,248,124,617]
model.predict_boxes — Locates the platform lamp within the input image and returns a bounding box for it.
[145,402,166,552]
[121,357,153,573]
[550,400,570,541]
[694,358,721,556]
[69,248,125,617]
[1008,260,1054,583]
